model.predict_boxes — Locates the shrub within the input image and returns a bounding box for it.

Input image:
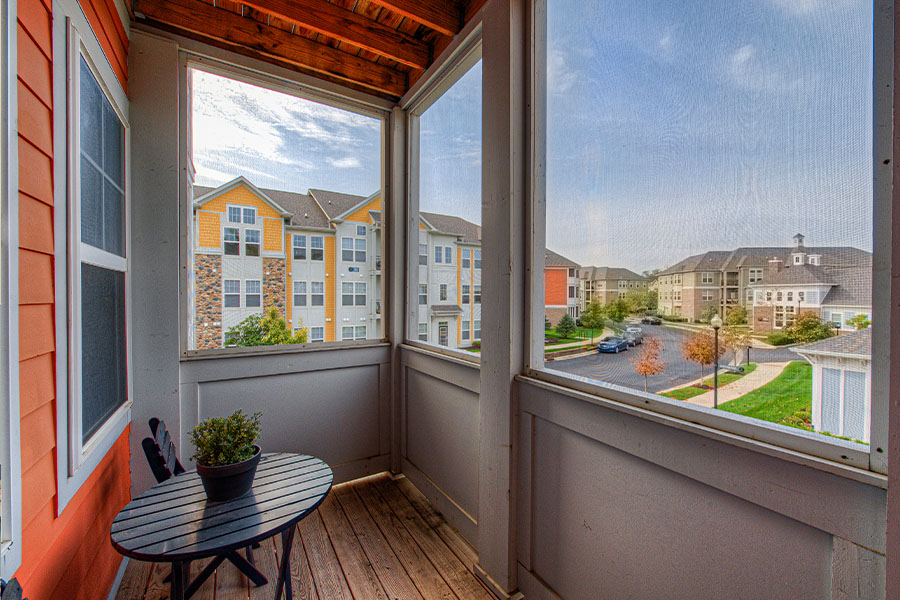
[556,314,577,338]
[766,332,794,346]
[660,314,686,323]
[784,313,834,344]
[225,308,308,347]
[725,306,748,326]
[190,409,262,467]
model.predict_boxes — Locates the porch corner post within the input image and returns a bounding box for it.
[478,0,527,594]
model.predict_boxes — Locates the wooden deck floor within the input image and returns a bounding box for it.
[115,473,494,600]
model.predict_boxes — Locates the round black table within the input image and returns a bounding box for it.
[110,453,332,600]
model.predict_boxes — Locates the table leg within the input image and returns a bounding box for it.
[170,561,187,600]
[274,526,296,600]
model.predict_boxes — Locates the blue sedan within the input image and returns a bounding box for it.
[597,336,628,353]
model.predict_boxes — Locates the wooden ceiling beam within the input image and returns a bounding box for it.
[133,0,407,98]
[239,0,430,70]
[366,0,461,37]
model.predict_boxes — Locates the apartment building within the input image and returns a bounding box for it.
[656,234,871,329]
[579,266,648,307]
[545,250,581,324]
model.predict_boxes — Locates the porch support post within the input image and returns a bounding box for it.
[478,0,526,594]
[388,106,408,473]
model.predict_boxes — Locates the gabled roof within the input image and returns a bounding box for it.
[792,327,870,360]
[193,176,292,218]
[545,249,579,268]
[309,189,370,220]
[659,244,871,276]
[761,264,834,286]
[421,212,482,243]
[579,266,645,281]
[194,182,331,229]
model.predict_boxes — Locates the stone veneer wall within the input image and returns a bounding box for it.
[263,257,286,318]
[195,254,223,349]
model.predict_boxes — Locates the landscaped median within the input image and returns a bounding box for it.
[718,361,812,430]
[660,363,758,401]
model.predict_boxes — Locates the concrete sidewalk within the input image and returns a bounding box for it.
[684,362,790,409]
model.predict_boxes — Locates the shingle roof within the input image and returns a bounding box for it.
[545,249,580,268]
[305,189,372,220]
[792,327,870,359]
[822,263,872,307]
[579,266,646,281]
[430,304,463,314]
[193,184,332,228]
[761,264,834,286]
[421,212,482,243]
[659,245,871,276]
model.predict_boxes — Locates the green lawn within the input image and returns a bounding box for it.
[718,361,812,428]
[660,363,757,401]
[545,326,603,343]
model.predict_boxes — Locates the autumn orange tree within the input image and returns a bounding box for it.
[681,331,725,381]
[631,336,664,392]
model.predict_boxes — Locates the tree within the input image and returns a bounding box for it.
[556,313,577,339]
[724,305,748,326]
[698,306,717,324]
[784,313,834,344]
[545,315,552,330]
[605,299,629,323]
[579,302,605,341]
[847,314,871,330]
[721,326,752,365]
[681,331,725,380]
[632,336,665,392]
[225,308,308,347]
[645,289,659,312]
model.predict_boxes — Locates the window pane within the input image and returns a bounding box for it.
[81,264,126,442]
[79,58,102,163]
[103,178,124,257]
[81,157,103,249]
[542,0,873,446]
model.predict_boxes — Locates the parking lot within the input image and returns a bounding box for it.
[546,323,798,394]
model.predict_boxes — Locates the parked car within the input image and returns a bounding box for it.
[641,315,662,325]
[597,336,629,353]
[624,331,643,346]
[721,364,745,374]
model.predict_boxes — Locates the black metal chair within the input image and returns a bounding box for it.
[141,419,263,587]
[0,578,26,600]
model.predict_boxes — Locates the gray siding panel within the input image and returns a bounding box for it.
[823,368,842,435]
[843,371,867,441]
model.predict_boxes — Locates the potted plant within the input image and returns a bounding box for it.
[190,409,263,502]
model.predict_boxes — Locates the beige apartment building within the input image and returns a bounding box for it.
[578,266,648,308]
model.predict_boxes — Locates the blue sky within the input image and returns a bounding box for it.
[192,0,872,273]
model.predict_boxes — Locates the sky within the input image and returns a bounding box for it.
[191,0,873,273]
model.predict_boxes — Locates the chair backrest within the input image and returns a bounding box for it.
[142,418,185,483]
[1,578,26,600]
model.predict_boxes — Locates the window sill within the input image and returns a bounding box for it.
[519,369,884,490]
[180,339,391,362]
[400,340,481,366]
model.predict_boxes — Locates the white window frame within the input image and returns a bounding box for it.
[526,0,887,475]
[701,290,713,302]
[474,285,481,304]
[462,284,470,304]
[445,246,452,264]
[310,235,324,261]
[293,234,307,260]
[462,248,471,268]
[224,279,241,307]
[310,327,324,342]
[749,268,763,284]
[0,0,20,576]
[244,228,261,257]
[245,279,262,307]
[342,282,354,306]
[435,245,443,263]
[227,205,241,223]
[355,325,367,340]
[342,326,354,341]
[356,225,366,236]
[440,283,448,302]
[293,281,307,306]
[462,320,470,340]
[355,237,366,262]
[418,283,428,305]
[223,226,240,255]
[311,281,325,306]
[341,236,354,261]
[701,272,713,284]
[418,243,427,265]
[54,6,132,513]
[474,249,482,269]
[355,282,367,306]
[418,323,428,341]
[242,206,256,224]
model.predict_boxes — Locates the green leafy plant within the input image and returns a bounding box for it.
[784,313,834,343]
[846,314,871,330]
[190,409,262,467]
[225,308,308,347]
[766,332,794,346]
[556,313,577,338]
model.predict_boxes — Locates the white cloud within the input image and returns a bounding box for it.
[328,156,362,169]
[767,0,853,17]
[659,33,672,50]
[726,43,813,95]
[548,46,578,94]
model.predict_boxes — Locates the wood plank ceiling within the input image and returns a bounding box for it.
[131,0,488,100]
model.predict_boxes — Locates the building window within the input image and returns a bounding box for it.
[787,291,793,302]
[310,327,324,342]
[445,247,452,264]
[794,254,803,265]
[245,280,261,307]
[228,205,241,223]
[245,229,260,257]
[419,244,428,265]
[568,286,576,299]
[342,326,354,341]
[418,284,428,305]
[294,281,307,306]
[438,322,449,346]
[355,282,367,306]
[357,225,366,236]
[311,282,325,306]
[440,284,448,302]
[462,320,471,341]
[311,236,324,261]
[749,268,763,284]
[224,280,241,307]
[342,237,354,261]
[342,282,354,306]
[701,290,713,301]
[463,249,471,268]
[766,291,773,302]
[474,285,482,304]
[474,249,482,269]
[799,291,805,302]
[224,227,240,255]
[435,245,443,263]
[474,320,481,340]
[746,288,753,303]
[776,291,783,301]
[355,326,367,340]
[462,285,470,304]
[701,272,713,284]
[418,323,428,341]
[293,235,307,260]
[355,238,366,262]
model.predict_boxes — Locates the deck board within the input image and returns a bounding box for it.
[115,474,488,599]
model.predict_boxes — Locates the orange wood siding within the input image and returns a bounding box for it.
[196,210,220,247]
[263,217,283,252]
[342,195,380,223]
[14,2,132,599]
[199,184,282,219]
[545,268,568,306]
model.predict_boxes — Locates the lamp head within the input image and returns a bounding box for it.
[710,314,723,329]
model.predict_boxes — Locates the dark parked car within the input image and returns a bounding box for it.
[641,315,662,325]
[597,336,629,353]
[721,364,745,374]
[623,326,643,346]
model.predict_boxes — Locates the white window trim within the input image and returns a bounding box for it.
[0,0,20,578]
[53,6,132,514]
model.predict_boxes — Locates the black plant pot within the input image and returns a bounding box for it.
[196,445,262,502]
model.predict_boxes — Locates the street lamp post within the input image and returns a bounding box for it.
[711,314,723,409]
